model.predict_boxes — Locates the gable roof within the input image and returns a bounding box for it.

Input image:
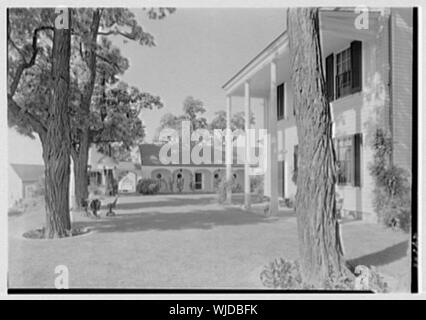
[10,164,44,182]
[139,143,249,168]
[117,161,142,172]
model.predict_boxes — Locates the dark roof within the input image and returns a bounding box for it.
[10,164,44,182]
[117,161,142,172]
[139,143,247,168]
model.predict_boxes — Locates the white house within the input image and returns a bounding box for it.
[8,163,44,207]
[87,146,143,195]
[223,8,413,222]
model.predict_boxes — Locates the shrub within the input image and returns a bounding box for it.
[216,178,242,203]
[260,258,389,292]
[136,178,160,195]
[369,129,411,232]
[284,197,294,208]
[33,175,45,197]
[250,175,264,201]
[8,208,23,216]
[216,179,232,204]
[260,258,303,289]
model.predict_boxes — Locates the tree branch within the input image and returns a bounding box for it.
[8,94,47,138]
[8,25,54,97]
[96,54,120,71]
[80,9,101,112]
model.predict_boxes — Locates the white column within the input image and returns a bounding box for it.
[244,81,251,209]
[225,95,232,203]
[269,61,279,215]
[263,97,271,198]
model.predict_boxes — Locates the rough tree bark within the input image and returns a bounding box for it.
[287,8,348,286]
[72,132,90,207]
[43,9,72,238]
[72,9,101,209]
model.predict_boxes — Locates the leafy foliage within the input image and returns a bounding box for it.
[260,258,303,289]
[260,258,389,292]
[369,129,411,232]
[155,96,208,140]
[209,110,255,131]
[89,81,162,153]
[216,178,242,204]
[136,178,160,195]
[250,175,264,201]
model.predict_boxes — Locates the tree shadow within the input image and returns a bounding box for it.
[347,240,409,268]
[115,196,215,210]
[73,207,289,234]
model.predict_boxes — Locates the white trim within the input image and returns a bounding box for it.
[223,32,288,95]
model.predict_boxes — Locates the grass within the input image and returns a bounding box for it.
[8,194,410,290]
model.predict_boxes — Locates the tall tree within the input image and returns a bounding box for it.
[69,8,172,208]
[8,8,72,237]
[287,8,348,286]
[8,8,172,226]
[91,81,162,156]
[209,110,255,131]
[155,96,208,140]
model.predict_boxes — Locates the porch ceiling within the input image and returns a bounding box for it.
[223,9,384,99]
[227,48,291,99]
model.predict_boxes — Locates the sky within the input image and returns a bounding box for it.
[8,8,286,165]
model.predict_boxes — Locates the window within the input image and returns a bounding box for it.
[335,48,352,98]
[335,134,362,186]
[194,173,202,190]
[325,41,362,101]
[277,83,285,120]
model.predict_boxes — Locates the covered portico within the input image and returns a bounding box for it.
[222,31,291,215]
[222,9,387,216]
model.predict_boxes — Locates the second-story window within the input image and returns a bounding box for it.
[325,40,362,101]
[336,47,352,99]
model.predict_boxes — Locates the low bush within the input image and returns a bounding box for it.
[369,129,411,232]
[250,175,264,201]
[260,258,303,289]
[136,178,160,195]
[216,179,232,204]
[216,178,242,203]
[33,175,45,196]
[260,258,389,292]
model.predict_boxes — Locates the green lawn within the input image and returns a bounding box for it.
[8,194,410,290]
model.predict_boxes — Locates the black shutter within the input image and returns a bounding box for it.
[353,133,362,187]
[325,54,334,101]
[350,41,362,93]
[277,83,284,120]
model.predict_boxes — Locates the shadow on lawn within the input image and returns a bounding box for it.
[347,240,409,267]
[115,196,215,210]
[74,208,294,233]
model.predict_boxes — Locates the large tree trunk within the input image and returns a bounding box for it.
[72,9,101,208]
[73,133,90,209]
[43,9,72,238]
[288,8,348,286]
